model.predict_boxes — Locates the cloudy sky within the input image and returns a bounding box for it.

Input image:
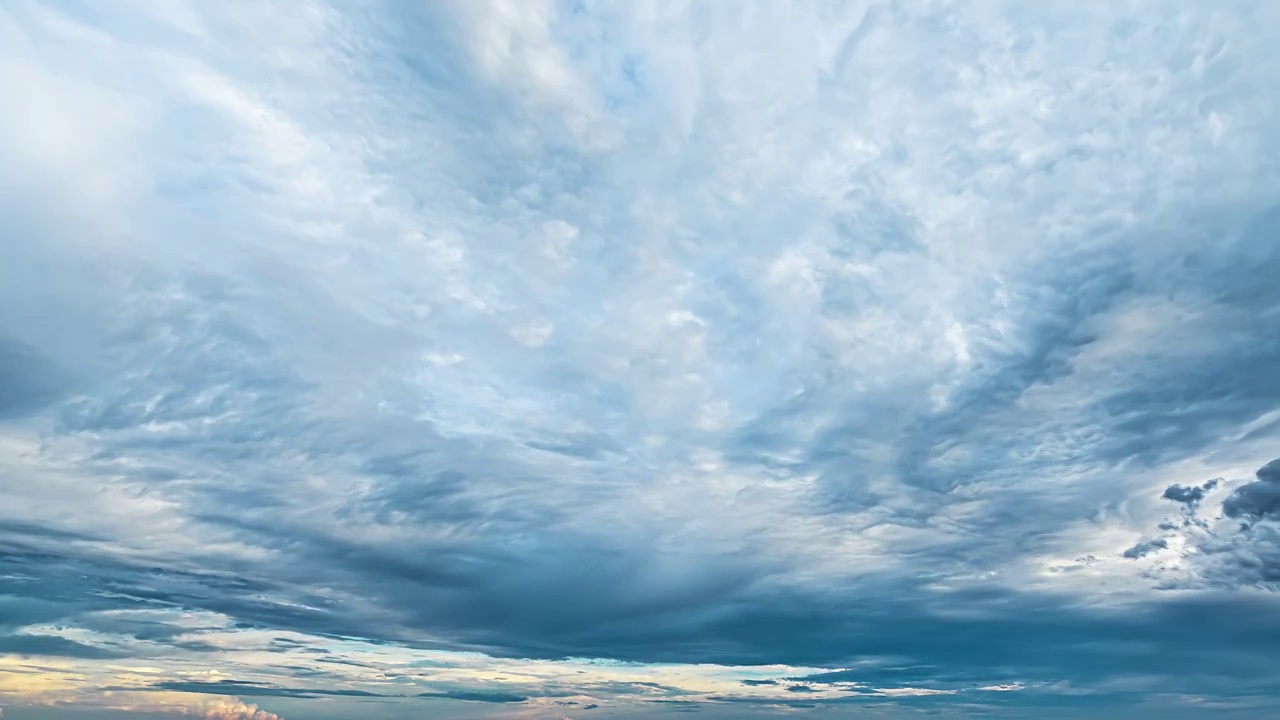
[3,0,1280,718]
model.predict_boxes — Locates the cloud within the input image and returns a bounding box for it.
[0,633,128,659]
[419,690,528,704]
[1134,459,1280,589]
[2,0,1280,718]
[0,339,71,420]
[1163,480,1220,507]
[1123,538,1168,560]
[1223,459,1280,520]
[1194,460,1280,587]
[153,679,384,699]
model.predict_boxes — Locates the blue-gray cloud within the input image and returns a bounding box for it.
[418,690,528,704]
[3,1,1280,718]
[0,339,70,420]
[150,680,384,699]
[1123,538,1168,560]
[1223,460,1280,520]
[1164,480,1219,507]
[0,633,129,660]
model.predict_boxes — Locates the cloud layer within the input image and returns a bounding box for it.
[3,0,1280,718]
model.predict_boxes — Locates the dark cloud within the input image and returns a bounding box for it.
[1198,523,1280,588]
[794,666,971,688]
[1123,538,1168,559]
[0,520,101,543]
[645,699,703,712]
[0,633,127,659]
[6,532,1280,701]
[417,690,527,704]
[1163,480,1220,507]
[1223,459,1280,520]
[151,679,384,699]
[1140,461,1280,589]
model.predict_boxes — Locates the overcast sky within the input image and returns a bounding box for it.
[3,1,1280,719]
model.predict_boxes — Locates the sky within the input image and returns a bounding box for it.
[2,0,1280,718]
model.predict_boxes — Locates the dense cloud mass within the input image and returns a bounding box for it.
[1223,460,1280,520]
[1202,460,1280,586]
[2,1,1280,719]
[1163,480,1219,507]
[1127,458,1280,590]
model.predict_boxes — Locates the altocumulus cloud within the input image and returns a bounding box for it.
[2,0,1280,719]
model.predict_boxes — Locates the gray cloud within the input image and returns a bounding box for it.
[3,1,1280,718]
[0,633,127,659]
[1137,460,1280,590]
[1123,538,1169,560]
[1223,460,1280,520]
[1164,480,1220,507]
[417,690,527,704]
[151,680,384,699]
